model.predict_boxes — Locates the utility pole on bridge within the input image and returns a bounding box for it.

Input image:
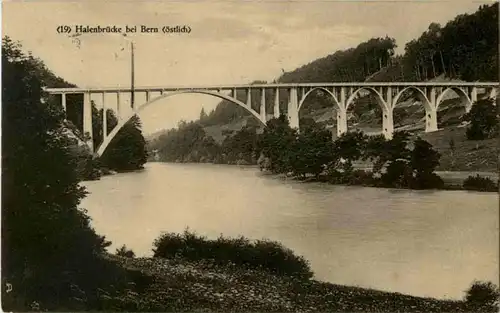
[131,41,135,109]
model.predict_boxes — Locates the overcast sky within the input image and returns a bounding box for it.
[3,1,489,134]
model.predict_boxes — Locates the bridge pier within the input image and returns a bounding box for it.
[489,87,497,100]
[260,88,266,122]
[336,87,348,137]
[382,87,394,139]
[288,87,299,129]
[336,108,347,137]
[274,88,280,118]
[425,108,438,132]
[83,91,94,152]
[468,87,478,112]
[382,108,394,139]
[423,87,439,133]
[61,93,67,117]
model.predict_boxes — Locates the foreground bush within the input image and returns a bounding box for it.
[152,229,313,280]
[463,175,498,192]
[464,281,499,312]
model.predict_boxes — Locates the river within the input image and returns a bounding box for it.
[81,162,498,300]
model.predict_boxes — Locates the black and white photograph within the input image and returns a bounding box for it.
[2,1,499,312]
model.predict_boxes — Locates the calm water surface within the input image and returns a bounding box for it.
[81,162,498,300]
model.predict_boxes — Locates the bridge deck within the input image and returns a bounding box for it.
[45,82,499,94]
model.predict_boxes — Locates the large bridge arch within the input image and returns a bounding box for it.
[96,89,266,156]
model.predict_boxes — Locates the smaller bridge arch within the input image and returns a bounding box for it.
[298,87,342,112]
[392,86,432,111]
[96,89,266,156]
[435,87,473,112]
[345,87,389,112]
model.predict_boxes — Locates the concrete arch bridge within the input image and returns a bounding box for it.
[46,82,498,157]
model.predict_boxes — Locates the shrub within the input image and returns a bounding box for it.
[410,172,444,190]
[463,175,498,192]
[116,245,136,258]
[464,281,499,312]
[346,170,375,186]
[463,98,499,140]
[152,229,313,280]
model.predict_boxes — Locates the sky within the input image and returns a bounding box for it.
[2,0,490,135]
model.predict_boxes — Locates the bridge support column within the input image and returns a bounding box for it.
[337,87,348,137]
[117,92,121,117]
[488,87,497,102]
[260,88,266,122]
[246,88,251,107]
[424,87,439,133]
[336,108,347,137]
[274,88,280,118]
[83,92,94,152]
[425,109,438,132]
[288,87,299,129]
[382,108,394,139]
[467,87,478,113]
[61,93,67,120]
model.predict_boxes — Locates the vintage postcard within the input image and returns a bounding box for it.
[2,1,499,312]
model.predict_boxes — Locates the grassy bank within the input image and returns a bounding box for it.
[419,126,498,172]
[87,230,498,312]
[105,254,470,313]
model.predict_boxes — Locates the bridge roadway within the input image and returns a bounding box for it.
[45,81,499,157]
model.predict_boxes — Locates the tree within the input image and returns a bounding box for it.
[463,98,498,140]
[258,115,297,174]
[151,121,222,163]
[199,107,208,124]
[2,37,114,310]
[333,131,367,173]
[363,134,387,174]
[380,131,413,188]
[402,3,498,82]
[115,245,136,258]
[465,281,499,313]
[100,115,148,171]
[290,123,335,178]
[221,127,259,164]
[410,138,443,189]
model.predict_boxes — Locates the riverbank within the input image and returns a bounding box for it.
[103,253,473,312]
[149,161,499,192]
[294,171,498,193]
